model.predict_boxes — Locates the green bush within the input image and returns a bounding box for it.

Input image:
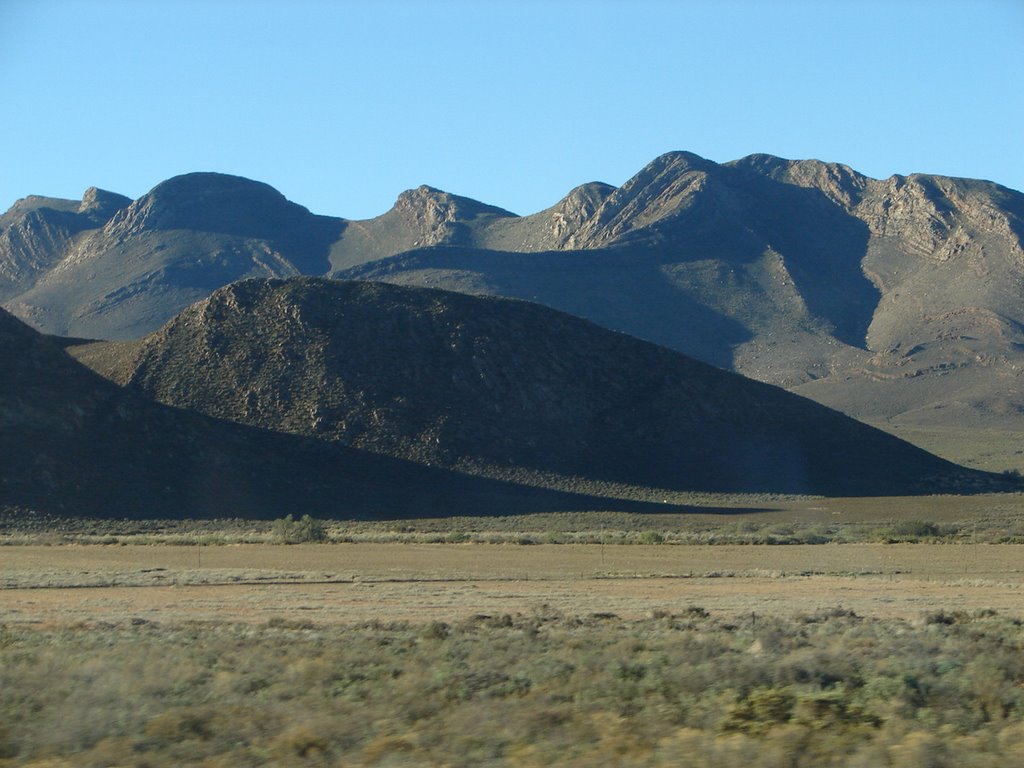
[271,514,326,544]
[880,520,941,541]
[640,530,666,545]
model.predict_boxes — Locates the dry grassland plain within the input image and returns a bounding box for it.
[1,491,1023,625]
[3,494,1024,766]
[1,541,1023,626]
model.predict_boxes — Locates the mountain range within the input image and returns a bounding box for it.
[331,154,1024,455]
[3,150,1024,482]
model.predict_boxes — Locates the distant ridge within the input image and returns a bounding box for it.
[2,173,345,339]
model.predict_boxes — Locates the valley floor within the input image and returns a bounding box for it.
[4,501,1024,766]
[2,542,1023,625]
[4,544,1024,767]
[864,423,1024,475]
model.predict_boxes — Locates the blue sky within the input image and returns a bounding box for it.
[2,0,1022,219]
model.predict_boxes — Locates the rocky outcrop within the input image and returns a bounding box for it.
[327,185,515,270]
[391,185,513,246]
[566,152,716,247]
[0,188,130,299]
[78,187,132,219]
[546,182,616,247]
[729,155,870,209]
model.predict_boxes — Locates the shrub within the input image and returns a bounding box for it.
[6,613,1024,765]
[422,621,450,641]
[880,520,940,541]
[723,687,796,733]
[271,514,326,544]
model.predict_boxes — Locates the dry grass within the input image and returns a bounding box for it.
[867,423,1024,474]
[2,543,1023,627]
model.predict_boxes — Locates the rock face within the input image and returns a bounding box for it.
[80,277,993,496]
[0,188,130,299]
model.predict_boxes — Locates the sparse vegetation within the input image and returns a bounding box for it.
[4,501,1024,765]
[3,610,1024,766]
[879,520,943,542]
[7,495,1024,546]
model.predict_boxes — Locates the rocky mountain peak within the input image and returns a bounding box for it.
[393,185,516,221]
[557,181,616,212]
[642,150,717,176]
[0,188,129,299]
[727,152,792,176]
[77,187,131,219]
[384,185,516,250]
[102,172,312,239]
[785,159,868,209]
[543,182,616,248]
[394,185,461,222]
[569,151,714,246]
[0,196,79,230]
[729,154,869,209]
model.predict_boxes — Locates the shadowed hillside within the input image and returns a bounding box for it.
[76,277,999,496]
[2,307,687,519]
[329,154,1024,459]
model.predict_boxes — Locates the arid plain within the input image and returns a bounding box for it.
[5,498,1024,766]
[5,493,1024,627]
[2,544,1023,627]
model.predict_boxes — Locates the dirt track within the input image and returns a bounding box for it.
[2,543,1022,625]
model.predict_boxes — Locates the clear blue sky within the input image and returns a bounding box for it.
[2,0,1022,219]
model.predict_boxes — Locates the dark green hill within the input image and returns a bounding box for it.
[2,307,663,519]
[77,277,997,496]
